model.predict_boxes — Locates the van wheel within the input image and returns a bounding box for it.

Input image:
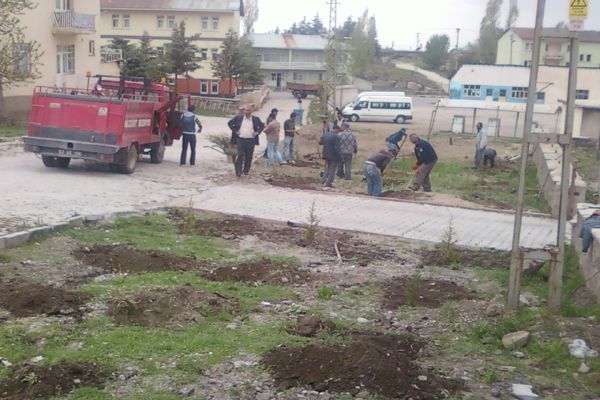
[350,114,360,122]
[115,146,137,174]
[42,156,58,168]
[56,157,70,168]
[395,116,405,124]
[150,137,166,164]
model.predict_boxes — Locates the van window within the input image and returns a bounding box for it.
[354,101,368,110]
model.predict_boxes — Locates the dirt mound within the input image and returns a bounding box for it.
[382,277,474,309]
[73,244,201,274]
[380,190,427,201]
[419,247,511,269]
[0,282,89,318]
[192,217,261,239]
[204,259,312,285]
[291,159,322,168]
[269,174,322,190]
[309,230,401,266]
[287,315,338,337]
[108,285,238,327]
[0,361,109,400]
[262,333,463,398]
[466,193,511,210]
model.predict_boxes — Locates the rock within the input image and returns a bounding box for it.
[67,342,83,350]
[578,362,590,373]
[417,375,428,382]
[357,317,369,324]
[178,387,195,397]
[73,378,81,384]
[491,388,501,397]
[0,357,12,367]
[568,339,598,359]
[225,323,237,330]
[499,365,516,372]
[511,383,538,399]
[493,349,503,355]
[29,355,44,364]
[356,390,370,399]
[256,393,273,400]
[0,311,9,322]
[502,331,530,349]
[481,336,495,345]
[124,366,139,379]
[519,293,540,307]
[523,260,544,276]
[281,277,289,283]
[513,351,526,359]
[485,302,504,317]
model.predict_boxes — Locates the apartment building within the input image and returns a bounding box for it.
[99,0,243,96]
[496,27,600,67]
[5,0,101,116]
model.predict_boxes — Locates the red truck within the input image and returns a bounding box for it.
[23,77,189,174]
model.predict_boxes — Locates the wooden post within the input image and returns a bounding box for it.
[507,249,524,310]
[472,108,477,134]
[548,249,560,310]
[514,112,520,137]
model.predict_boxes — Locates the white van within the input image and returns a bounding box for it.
[342,95,413,124]
[355,91,406,99]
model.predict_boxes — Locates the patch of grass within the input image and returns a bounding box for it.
[65,215,231,260]
[0,121,26,138]
[316,286,338,300]
[573,145,598,184]
[68,387,113,400]
[477,365,499,384]
[0,252,11,263]
[404,274,422,307]
[389,158,551,213]
[196,108,233,118]
[469,309,538,346]
[440,301,458,322]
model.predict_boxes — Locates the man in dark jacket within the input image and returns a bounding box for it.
[385,128,406,152]
[227,106,265,176]
[319,128,342,187]
[409,133,437,192]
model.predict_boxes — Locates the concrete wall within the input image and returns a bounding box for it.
[573,204,600,300]
[532,143,587,217]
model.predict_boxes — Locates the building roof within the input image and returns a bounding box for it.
[508,27,600,43]
[248,33,328,50]
[451,64,531,87]
[101,0,243,13]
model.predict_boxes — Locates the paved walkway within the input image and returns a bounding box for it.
[182,184,559,251]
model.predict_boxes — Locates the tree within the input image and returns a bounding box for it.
[166,21,200,81]
[285,15,327,35]
[422,34,450,70]
[506,0,519,29]
[243,0,258,35]
[338,17,357,38]
[311,14,326,35]
[0,0,42,119]
[110,33,168,81]
[211,30,263,91]
[478,0,503,64]
[238,36,263,87]
[348,10,379,76]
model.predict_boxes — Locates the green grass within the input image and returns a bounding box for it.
[316,286,339,300]
[573,145,598,184]
[388,158,551,213]
[65,215,231,260]
[196,109,233,118]
[0,121,26,138]
[0,252,11,263]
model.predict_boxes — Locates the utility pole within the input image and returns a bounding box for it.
[416,32,421,51]
[455,28,460,50]
[322,0,340,117]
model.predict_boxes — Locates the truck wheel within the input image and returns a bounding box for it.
[395,116,405,124]
[42,156,58,168]
[116,146,137,174]
[350,114,360,122]
[150,137,166,164]
[56,157,70,168]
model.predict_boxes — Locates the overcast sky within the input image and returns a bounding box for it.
[253,0,600,49]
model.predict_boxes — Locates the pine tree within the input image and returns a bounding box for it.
[478,0,503,64]
[166,21,200,81]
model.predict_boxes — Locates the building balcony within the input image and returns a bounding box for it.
[543,53,564,61]
[259,61,326,71]
[100,47,122,63]
[52,10,95,34]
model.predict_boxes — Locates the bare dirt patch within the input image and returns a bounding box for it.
[262,332,464,398]
[268,174,322,191]
[0,361,109,400]
[380,190,427,201]
[204,259,313,286]
[382,277,474,309]
[108,285,238,327]
[0,282,89,318]
[466,193,512,210]
[286,315,338,337]
[419,247,511,269]
[73,244,201,274]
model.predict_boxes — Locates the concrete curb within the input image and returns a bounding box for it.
[0,210,161,251]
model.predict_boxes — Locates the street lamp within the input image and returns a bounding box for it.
[510,34,516,65]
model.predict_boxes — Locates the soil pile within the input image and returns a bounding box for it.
[269,174,322,191]
[382,278,474,309]
[204,259,312,285]
[73,244,201,274]
[191,217,261,239]
[419,247,510,269]
[380,190,427,201]
[0,282,89,318]
[287,315,337,337]
[0,361,109,400]
[108,285,238,327]
[262,333,463,398]
[466,193,511,210]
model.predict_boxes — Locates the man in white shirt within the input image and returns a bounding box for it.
[227,105,265,176]
[474,122,487,170]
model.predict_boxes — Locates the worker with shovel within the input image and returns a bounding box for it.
[385,128,407,152]
[408,133,437,192]
[363,148,398,196]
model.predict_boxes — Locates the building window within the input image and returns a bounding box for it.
[201,81,208,94]
[524,60,530,67]
[88,40,95,56]
[211,81,218,93]
[211,48,219,59]
[200,48,208,60]
[576,89,590,100]
[167,16,175,29]
[212,17,219,30]
[13,43,31,74]
[536,92,545,102]
[122,15,130,29]
[462,84,481,98]
[511,87,528,99]
[486,88,493,96]
[270,73,277,81]
[57,44,75,74]
[499,89,507,97]
[525,42,533,52]
[112,14,119,29]
[293,72,303,81]
[55,0,71,10]
[201,17,209,30]
[157,16,165,29]
[580,54,584,61]
[586,54,592,62]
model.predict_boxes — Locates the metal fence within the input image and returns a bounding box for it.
[52,10,95,31]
